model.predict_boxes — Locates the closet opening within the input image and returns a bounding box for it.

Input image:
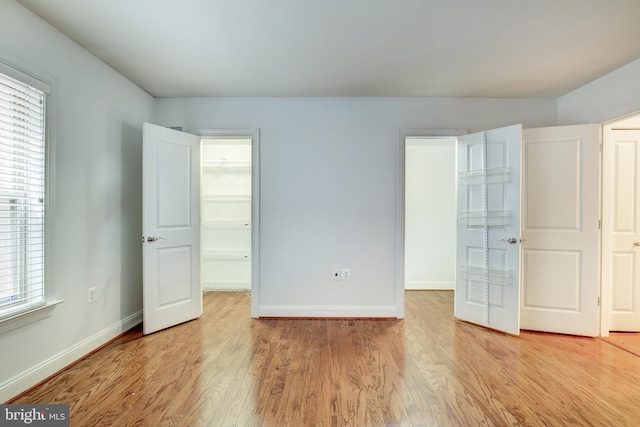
[403,135,458,291]
[200,136,253,291]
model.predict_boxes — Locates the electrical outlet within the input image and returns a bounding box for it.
[341,268,351,280]
[88,287,97,303]
[332,269,341,281]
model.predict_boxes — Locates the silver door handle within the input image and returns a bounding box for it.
[499,238,518,244]
[147,236,165,242]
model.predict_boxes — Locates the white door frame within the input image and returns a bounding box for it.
[396,128,468,318]
[193,128,261,318]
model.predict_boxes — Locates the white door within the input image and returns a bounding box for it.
[520,124,600,337]
[143,123,201,335]
[603,128,640,332]
[455,124,522,335]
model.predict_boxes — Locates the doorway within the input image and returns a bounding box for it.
[142,124,261,333]
[397,124,601,336]
[404,137,457,290]
[396,128,466,313]
[200,137,252,290]
[196,129,260,317]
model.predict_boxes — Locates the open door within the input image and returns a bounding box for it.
[455,123,601,337]
[142,123,201,335]
[455,124,522,335]
[603,128,640,332]
[520,124,600,336]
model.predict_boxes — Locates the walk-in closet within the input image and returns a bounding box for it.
[201,138,252,290]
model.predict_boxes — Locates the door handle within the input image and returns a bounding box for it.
[147,236,165,243]
[634,242,640,247]
[499,238,518,244]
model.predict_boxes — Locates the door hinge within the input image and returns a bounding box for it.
[599,220,601,230]
[597,297,600,306]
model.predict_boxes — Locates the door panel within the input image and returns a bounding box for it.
[521,124,600,337]
[157,140,192,226]
[456,124,521,335]
[143,123,201,335]
[157,246,193,305]
[606,129,640,331]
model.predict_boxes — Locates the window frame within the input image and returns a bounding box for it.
[0,53,60,335]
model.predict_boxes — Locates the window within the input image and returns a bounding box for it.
[0,66,49,322]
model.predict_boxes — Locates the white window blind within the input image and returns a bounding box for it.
[0,70,47,320]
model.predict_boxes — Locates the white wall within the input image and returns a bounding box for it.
[0,1,155,401]
[156,97,557,316]
[405,138,456,290]
[558,58,640,125]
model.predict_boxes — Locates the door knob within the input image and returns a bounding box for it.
[499,238,518,244]
[147,236,165,243]
[634,242,640,247]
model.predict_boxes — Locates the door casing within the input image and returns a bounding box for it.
[194,129,261,317]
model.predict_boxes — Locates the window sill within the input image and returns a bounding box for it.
[0,300,64,335]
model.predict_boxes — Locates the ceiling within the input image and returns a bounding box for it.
[16,0,640,98]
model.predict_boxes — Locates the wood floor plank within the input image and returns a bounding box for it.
[10,290,640,426]
[599,332,640,357]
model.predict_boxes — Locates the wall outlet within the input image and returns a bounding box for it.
[88,287,97,304]
[332,269,341,281]
[341,268,351,280]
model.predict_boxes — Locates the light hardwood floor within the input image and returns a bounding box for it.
[11,291,640,426]
[599,332,640,358]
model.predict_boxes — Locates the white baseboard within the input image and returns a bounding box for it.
[203,284,250,291]
[405,281,455,290]
[0,310,142,402]
[258,305,399,318]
